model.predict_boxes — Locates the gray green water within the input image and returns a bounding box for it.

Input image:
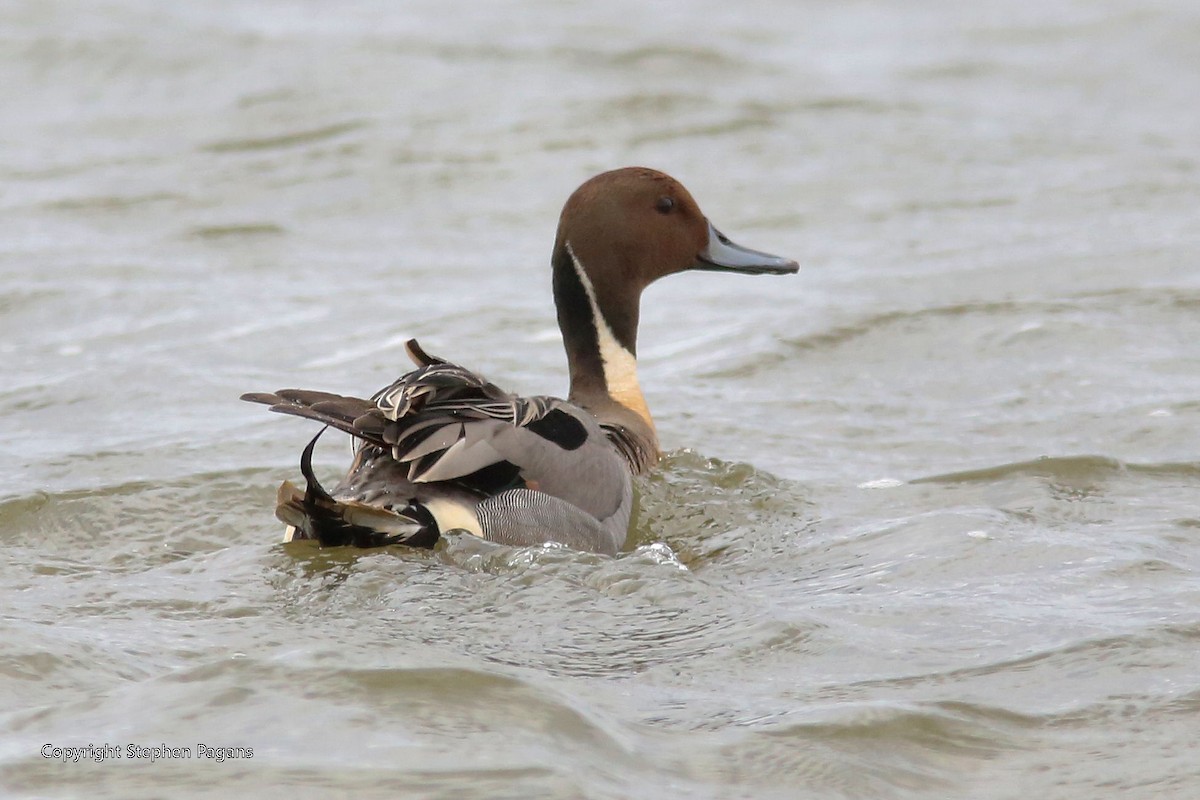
[2,1,1199,798]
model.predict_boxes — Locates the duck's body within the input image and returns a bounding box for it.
[242,167,797,554]
[244,343,637,555]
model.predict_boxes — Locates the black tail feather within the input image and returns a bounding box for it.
[284,428,440,549]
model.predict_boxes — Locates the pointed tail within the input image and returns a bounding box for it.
[274,429,440,548]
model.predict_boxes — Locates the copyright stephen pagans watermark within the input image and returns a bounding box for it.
[41,743,253,763]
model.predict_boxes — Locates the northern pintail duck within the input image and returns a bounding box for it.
[242,167,797,555]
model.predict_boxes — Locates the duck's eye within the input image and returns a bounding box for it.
[655,196,676,215]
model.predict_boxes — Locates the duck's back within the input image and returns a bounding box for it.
[243,341,634,555]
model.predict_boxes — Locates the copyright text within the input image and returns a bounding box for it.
[41,743,253,763]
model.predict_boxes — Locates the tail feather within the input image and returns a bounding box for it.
[274,429,440,548]
[241,390,385,448]
[404,338,446,367]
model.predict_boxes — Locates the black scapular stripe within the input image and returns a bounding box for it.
[525,408,588,450]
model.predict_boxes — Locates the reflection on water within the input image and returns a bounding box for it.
[3,0,1199,797]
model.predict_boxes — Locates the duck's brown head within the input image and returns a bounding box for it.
[550,167,798,467]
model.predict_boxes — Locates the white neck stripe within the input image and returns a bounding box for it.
[565,244,653,429]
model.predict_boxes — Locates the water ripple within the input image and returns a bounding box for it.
[202,120,369,154]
